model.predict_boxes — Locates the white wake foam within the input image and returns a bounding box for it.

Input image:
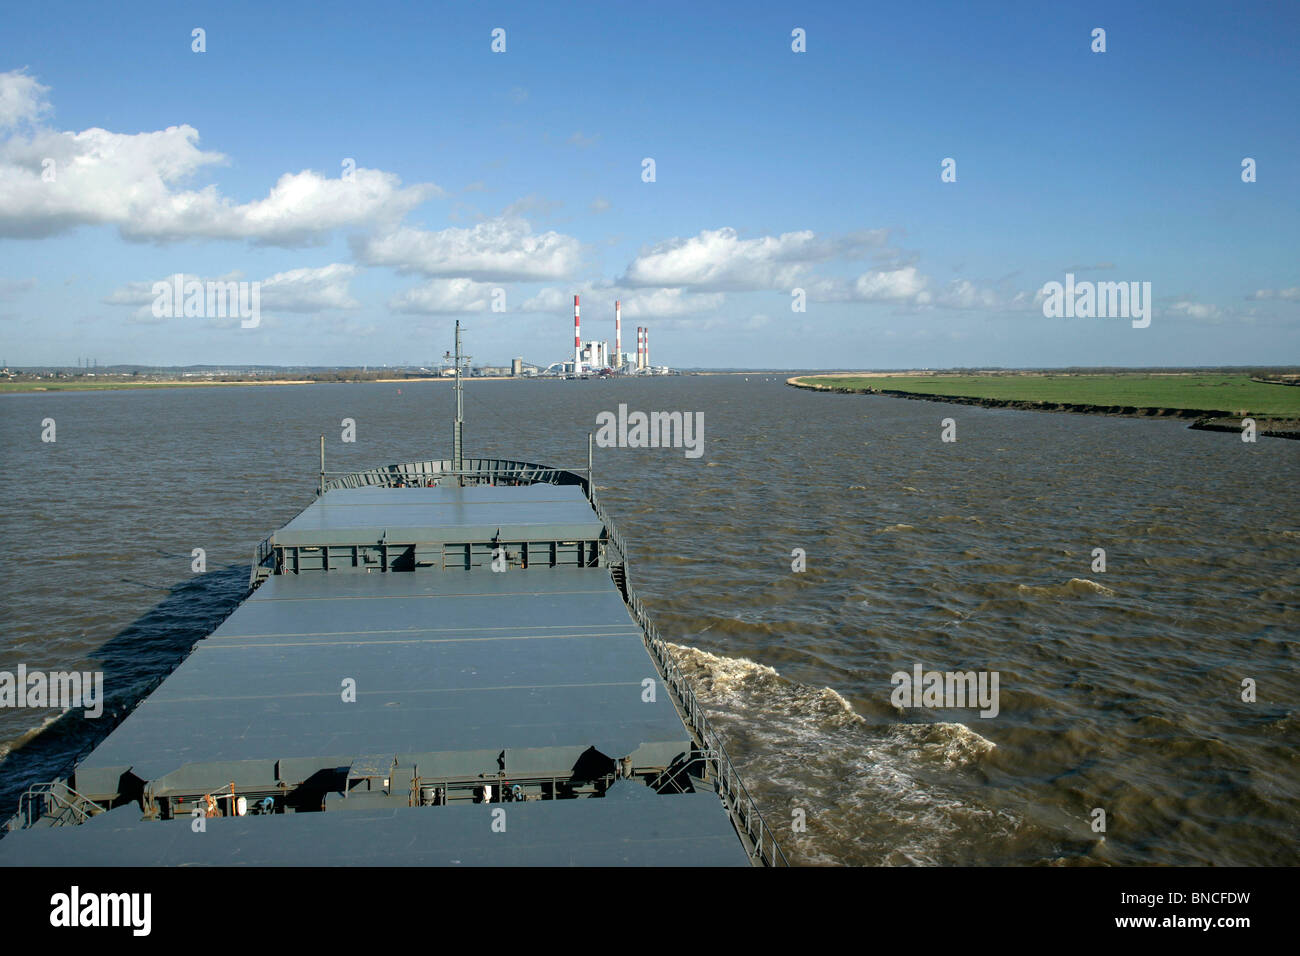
[664,641,1012,865]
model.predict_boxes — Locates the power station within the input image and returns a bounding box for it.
[560,295,669,378]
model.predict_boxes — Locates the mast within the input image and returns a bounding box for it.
[444,320,470,475]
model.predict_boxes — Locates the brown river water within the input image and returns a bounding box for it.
[1,376,1296,865]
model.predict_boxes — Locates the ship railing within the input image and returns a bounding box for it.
[15,781,106,829]
[599,580,787,866]
[587,491,628,561]
[586,489,786,865]
[320,460,590,492]
[636,606,790,867]
[250,534,275,587]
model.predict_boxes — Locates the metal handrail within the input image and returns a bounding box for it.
[17,781,105,829]
[588,492,628,560]
[644,611,789,866]
[320,461,591,493]
[249,535,275,587]
[320,467,592,480]
[587,488,789,867]
[649,749,718,794]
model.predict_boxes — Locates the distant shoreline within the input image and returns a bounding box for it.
[0,370,796,394]
[787,373,1300,440]
[0,375,529,394]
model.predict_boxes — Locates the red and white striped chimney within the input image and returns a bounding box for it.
[644,327,650,369]
[614,300,622,368]
[573,294,582,375]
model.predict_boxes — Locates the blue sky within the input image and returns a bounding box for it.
[1,0,1297,368]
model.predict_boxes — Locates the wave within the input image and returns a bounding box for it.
[0,710,68,764]
[892,721,997,769]
[664,641,1013,865]
[1017,578,1116,597]
[666,642,859,722]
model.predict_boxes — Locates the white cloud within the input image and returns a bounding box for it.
[0,71,439,244]
[621,226,1052,314]
[934,278,1002,310]
[589,196,611,214]
[521,284,723,320]
[520,287,570,313]
[0,69,49,129]
[101,281,160,307]
[804,266,932,305]
[502,195,562,219]
[1246,287,1300,301]
[1167,300,1222,320]
[261,264,360,311]
[390,278,501,314]
[354,216,582,281]
[104,264,359,318]
[618,287,724,318]
[622,226,889,291]
[852,266,931,302]
[808,270,1050,312]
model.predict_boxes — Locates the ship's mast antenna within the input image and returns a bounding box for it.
[444,321,470,476]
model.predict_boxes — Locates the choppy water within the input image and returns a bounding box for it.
[1,377,1297,865]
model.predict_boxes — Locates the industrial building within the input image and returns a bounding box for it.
[565,296,668,377]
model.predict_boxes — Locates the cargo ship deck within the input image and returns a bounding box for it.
[1,461,786,866]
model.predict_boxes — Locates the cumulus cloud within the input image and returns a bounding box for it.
[520,284,723,320]
[0,70,439,244]
[261,264,360,311]
[621,225,1054,314]
[851,266,931,303]
[519,287,571,313]
[0,69,49,129]
[808,269,1050,312]
[517,283,728,325]
[804,266,931,305]
[390,278,501,314]
[103,263,359,318]
[354,216,582,281]
[622,226,889,291]
[935,277,1041,312]
[617,287,725,318]
[934,278,1001,310]
[1167,300,1222,321]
